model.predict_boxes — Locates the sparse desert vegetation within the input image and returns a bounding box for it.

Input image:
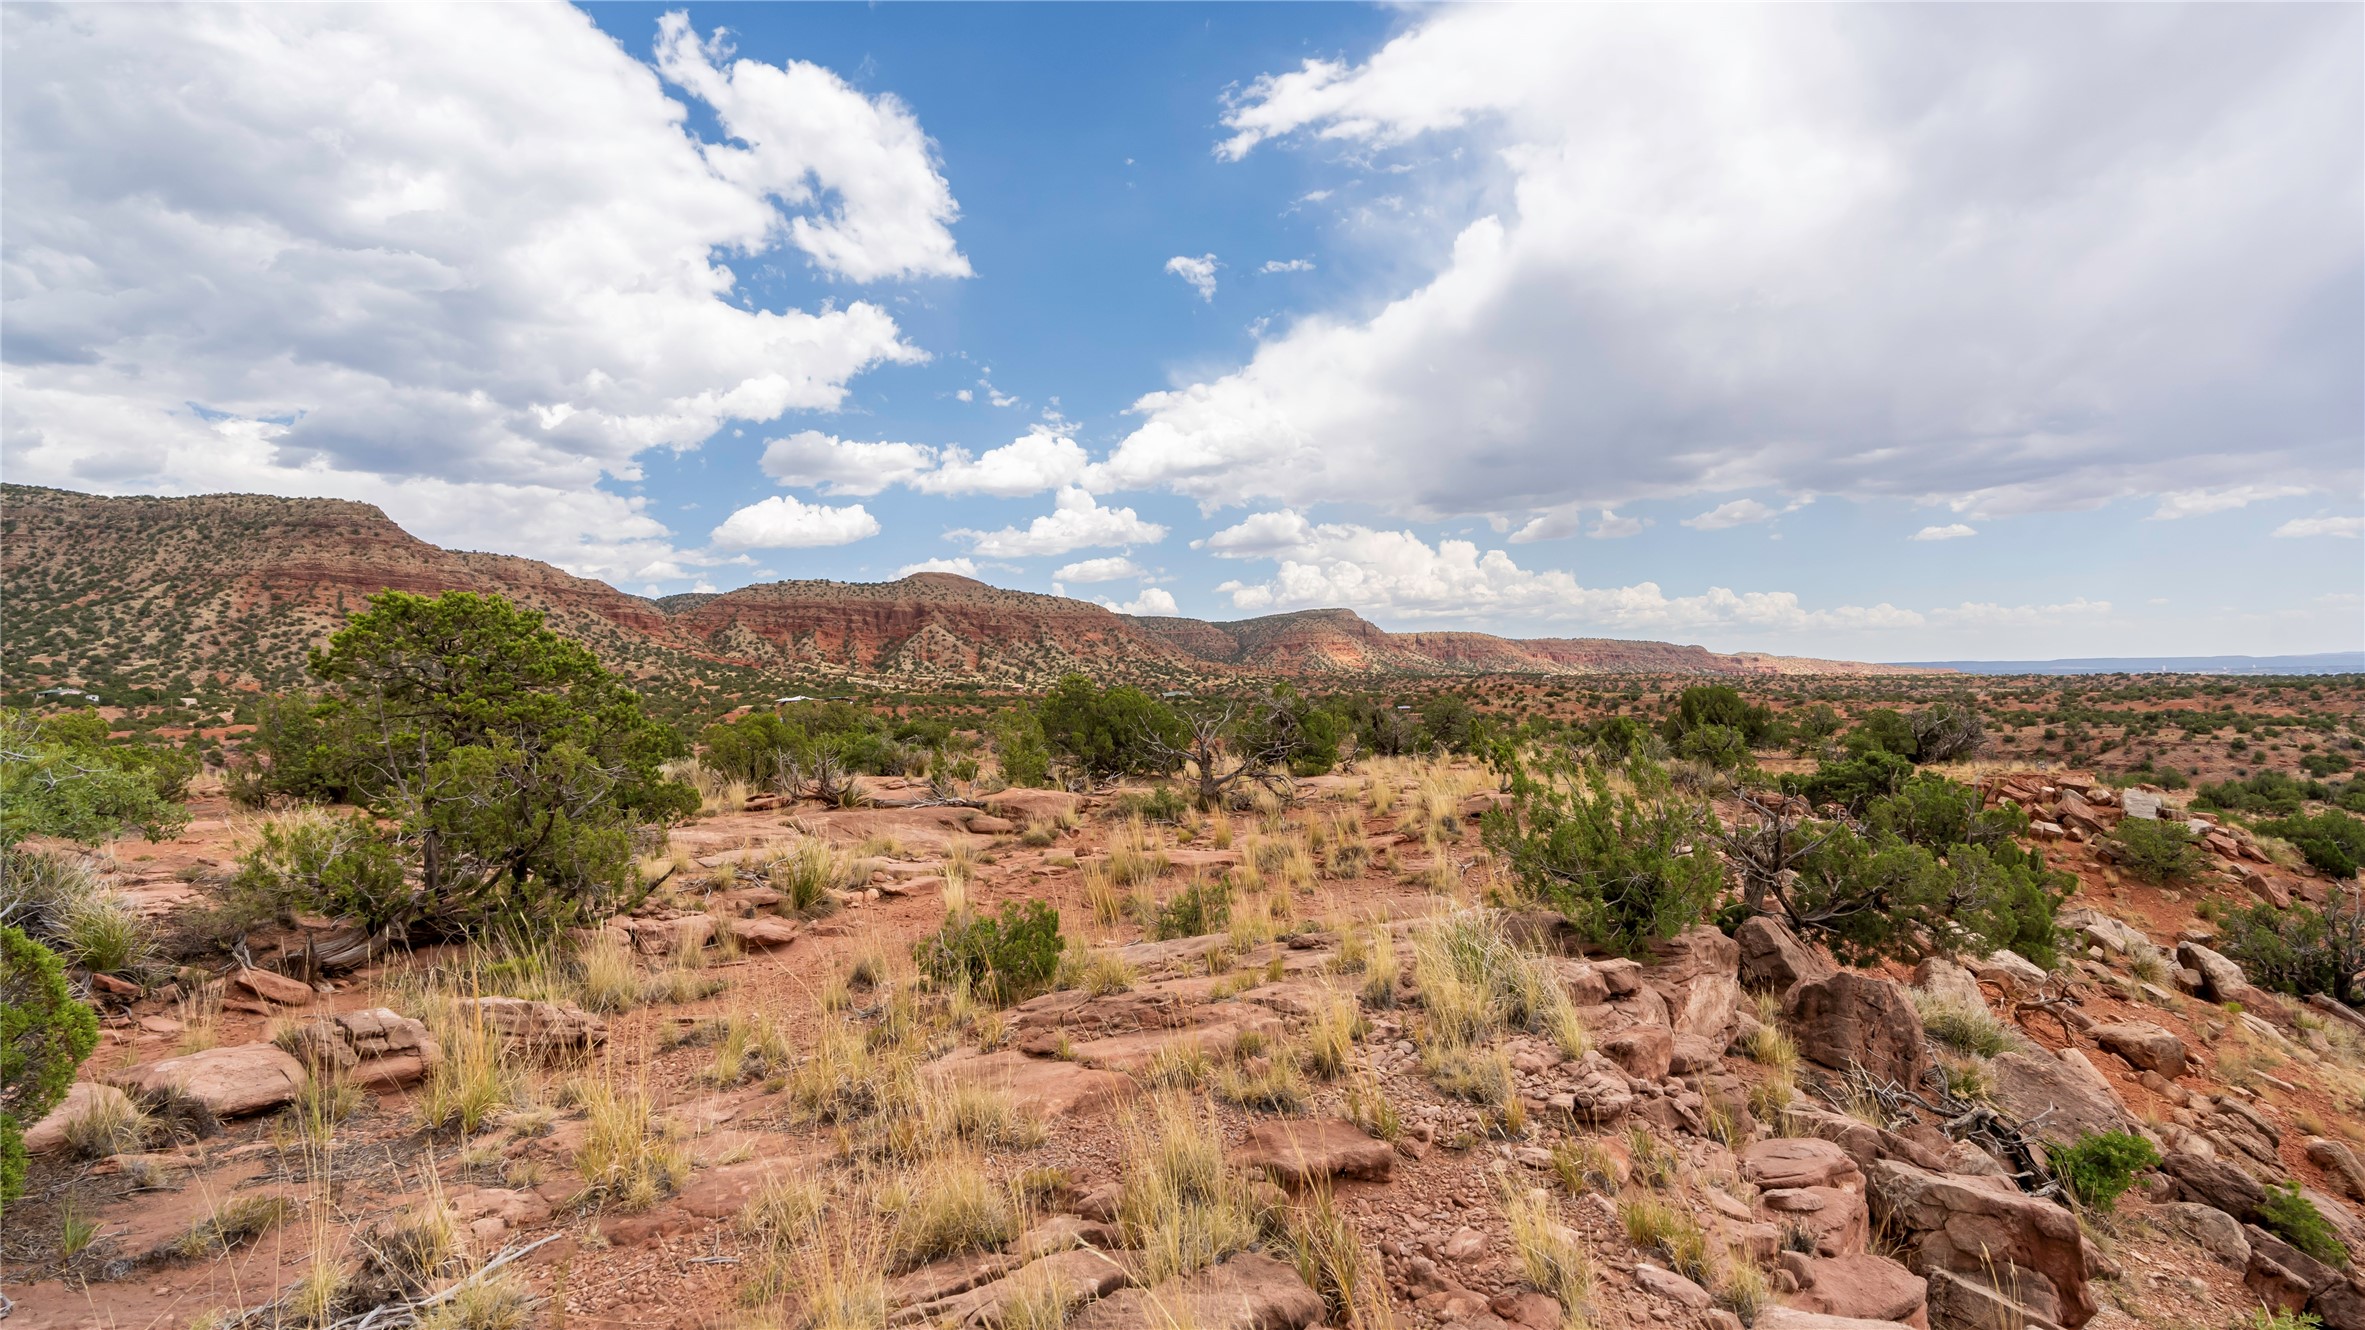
[4,581,2363,1330]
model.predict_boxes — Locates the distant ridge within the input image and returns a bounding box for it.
[1893,653,2365,677]
[1,484,1917,691]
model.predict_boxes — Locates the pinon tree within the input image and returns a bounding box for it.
[252,591,696,938]
[1481,753,1727,958]
[1725,771,2065,967]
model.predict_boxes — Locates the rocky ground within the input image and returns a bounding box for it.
[8,759,2365,1330]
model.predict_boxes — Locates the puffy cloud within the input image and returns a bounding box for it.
[1102,587,1181,616]
[2148,484,2314,519]
[760,427,1087,499]
[1108,7,2361,522]
[1207,519,1912,630]
[2274,515,2363,538]
[710,495,880,549]
[1,6,950,579]
[896,556,980,576]
[1199,510,1316,558]
[1052,556,1147,583]
[949,487,1167,558]
[1165,253,1220,301]
[911,429,1089,497]
[1911,524,1978,541]
[1682,499,1778,531]
[1588,511,1646,541]
[650,14,969,282]
[1260,259,1316,273]
[760,431,936,495]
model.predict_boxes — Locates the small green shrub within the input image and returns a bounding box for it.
[2256,811,2365,880]
[916,900,1066,1006]
[2048,1130,2159,1213]
[1113,785,1191,825]
[1,924,101,1203]
[1789,750,1916,815]
[1675,724,1752,772]
[2109,819,2208,885]
[1153,877,1232,941]
[222,808,407,934]
[1482,755,1724,958]
[2213,889,2365,1006]
[2258,1181,2351,1267]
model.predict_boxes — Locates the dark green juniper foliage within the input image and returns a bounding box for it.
[992,708,1054,788]
[1662,685,1775,748]
[1865,773,2028,850]
[2211,887,2365,1006]
[1036,674,1189,783]
[2255,810,2365,879]
[1153,876,1232,941]
[219,811,408,936]
[1482,754,1725,958]
[1791,750,1916,815]
[2108,819,2210,886]
[0,708,193,848]
[2,923,99,1204]
[237,591,696,939]
[1784,826,2069,968]
[916,899,1066,1005]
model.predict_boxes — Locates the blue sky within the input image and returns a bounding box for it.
[4,3,2360,660]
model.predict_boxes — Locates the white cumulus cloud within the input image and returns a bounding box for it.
[1102,587,1181,616]
[911,429,1090,497]
[950,487,1168,558]
[1052,556,1147,583]
[1260,259,1316,274]
[1105,6,2361,523]
[1199,510,1316,558]
[1509,507,1648,542]
[760,431,937,496]
[0,6,957,581]
[711,495,880,549]
[1911,524,1978,541]
[1207,519,1925,632]
[1165,253,1221,301]
[1927,599,2112,627]
[650,14,969,282]
[896,556,981,577]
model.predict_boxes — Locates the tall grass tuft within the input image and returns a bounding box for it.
[1286,1185,1397,1330]
[417,999,520,1133]
[574,1076,689,1211]
[573,934,641,1014]
[1504,1181,1593,1325]
[1117,1094,1262,1284]
[884,1154,1016,1269]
